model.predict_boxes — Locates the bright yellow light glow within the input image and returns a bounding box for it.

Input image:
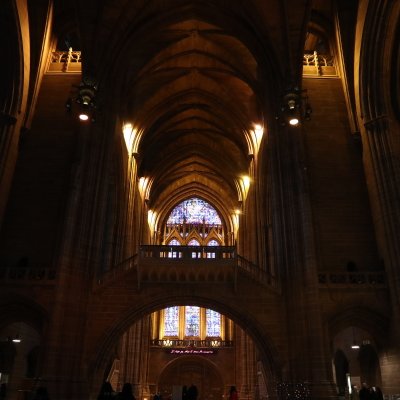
[235,175,251,203]
[289,117,299,126]
[148,209,157,235]
[254,124,263,142]
[79,113,89,121]
[235,209,241,215]
[248,123,264,156]
[123,123,136,153]
[232,212,240,237]
[242,175,250,191]
[138,176,149,199]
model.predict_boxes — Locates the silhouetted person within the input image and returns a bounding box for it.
[229,386,238,400]
[187,384,198,400]
[351,385,360,400]
[346,261,357,272]
[182,385,188,400]
[32,386,50,400]
[0,383,7,400]
[117,383,135,400]
[98,381,114,400]
[359,383,372,400]
[371,387,383,400]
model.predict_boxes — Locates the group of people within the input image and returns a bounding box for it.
[352,383,384,400]
[98,382,136,400]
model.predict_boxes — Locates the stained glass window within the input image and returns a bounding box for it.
[206,239,219,258]
[167,198,222,225]
[206,309,221,336]
[167,239,181,258]
[164,306,179,336]
[185,306,200,336]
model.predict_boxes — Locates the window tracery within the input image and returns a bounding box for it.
[162,306,222,339]
[163,197,224,245]
[167,198,222,225]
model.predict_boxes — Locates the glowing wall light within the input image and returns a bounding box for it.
[241,175,251,201]
[148,209,157,235]
[247,124,264,157]
[232,209,241,237]
[242,175,250,191]
[123,123,137,154]
[254,124,263,142]
[138,176,149,199]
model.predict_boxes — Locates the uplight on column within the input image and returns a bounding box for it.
[123,122,137,153]
[241,175,251,200]
[248,124,264,155]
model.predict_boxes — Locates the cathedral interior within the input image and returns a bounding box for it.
[0,0,400,399]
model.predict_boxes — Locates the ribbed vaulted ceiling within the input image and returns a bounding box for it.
[56,0,315,216]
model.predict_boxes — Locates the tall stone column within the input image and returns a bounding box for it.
[118,316,152,399]
[0,113,18,225]
[276,122,338,399]
[234,327,257,400]
[362,117,400,393]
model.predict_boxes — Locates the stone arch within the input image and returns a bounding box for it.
[327,306,389,350]
[358,343,381,386]
[157,355,224,400]
[0,293,49,334]
[390,17,400,122]
[88,295,282,399]
[356,1,399,121]
[0,1,23,118]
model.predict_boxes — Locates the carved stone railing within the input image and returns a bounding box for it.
[95,246,279,291]
[0,267,56,283]
[236,254,280,291]
[318,271,386,287]
[47,48,82,73]
[139,245,236,260]
[137,245,237,289]
[95,254,137,286]
[303,51,337,76]
[150,339,233,348]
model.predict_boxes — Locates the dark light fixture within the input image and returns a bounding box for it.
[66,76,98,122]
[278,87,312,126]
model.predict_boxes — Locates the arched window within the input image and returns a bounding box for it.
[167,198,222,225]
[164,306,179,336]
[185,306,200,337]
[161,307,222,339]
[163,197,225,246]
[167,238,181,258]
[206,309,221,337]
[187,239,201,258]
[206,239,219,258]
